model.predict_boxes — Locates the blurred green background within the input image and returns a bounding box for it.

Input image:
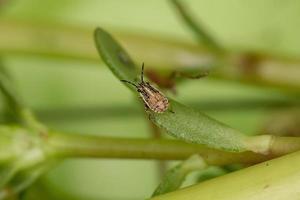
[0,0,299,199]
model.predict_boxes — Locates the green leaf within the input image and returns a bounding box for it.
[152,155,207,197]
[94,27,138,89]
[0,163,54,199]
[0,164,18,189]
[93,27,274,154]
[150,100,248,152]
[196,166,228,183]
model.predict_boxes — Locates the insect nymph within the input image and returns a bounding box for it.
[121,63,170,113]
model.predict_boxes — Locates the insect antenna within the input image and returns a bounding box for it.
[141,62,145,83]
[121,80,138,87]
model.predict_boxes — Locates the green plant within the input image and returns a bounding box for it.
[93,26,300,199]
[0,0,299,199]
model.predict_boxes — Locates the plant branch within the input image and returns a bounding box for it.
[170,0,224,52]
[8,98,295,123]
[0,61,46,133]
[0,20,299,91]
[46,131,264,164]
[45,131,299,165]
[1,126,300,167]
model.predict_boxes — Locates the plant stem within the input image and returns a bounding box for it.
[0,63,46,133]
[269,136,300,156]
[10,98,296,123]
[2,127,300,165]
[150,150,300,200]
[46,131,278,165]
[19,108,47,134]
[244,135,300,155]
[148,116,167,178]
[170,0,224,52]
[0,20,299,91]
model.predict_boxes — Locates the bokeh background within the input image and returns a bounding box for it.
[0,0,299,199]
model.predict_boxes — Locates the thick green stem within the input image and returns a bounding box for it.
[151,150,300,200]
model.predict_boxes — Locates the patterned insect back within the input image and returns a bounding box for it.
[121,63,169,113]
[138,82,169,113]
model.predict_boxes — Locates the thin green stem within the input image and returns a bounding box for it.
[148,117,168,178]
[8,98,295,123]
[1,126,300,165]
[0,62,46,133]
[170,0,224,52]
[0,70,23,114]
[0,20,299,91]
[19,108,47,134]
[46,131,280,165]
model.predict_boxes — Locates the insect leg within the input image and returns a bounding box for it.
[121,80,138,87]
[141,63,145,82]
[139,96,150,111]
[143,101,153,121]
[191,71,210,79]
[147,113,152,121]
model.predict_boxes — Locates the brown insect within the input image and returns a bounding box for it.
[121,63,171,113]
